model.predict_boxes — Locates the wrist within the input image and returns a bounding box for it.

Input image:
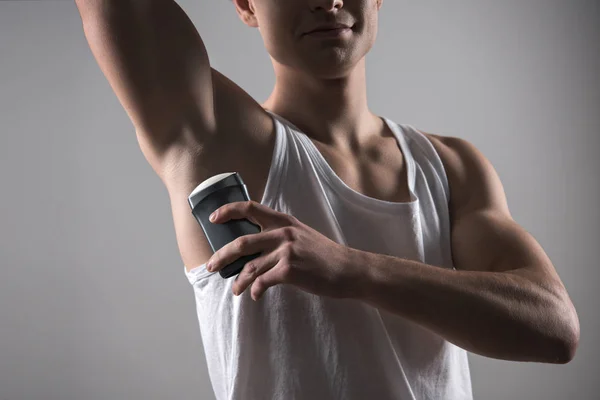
[339,246,371,301]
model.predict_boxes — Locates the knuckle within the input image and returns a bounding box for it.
[245,262,256,275]
[281,242,294,257]
[281,227,295,242]
[280,262,292,277]
[236,237,247,250]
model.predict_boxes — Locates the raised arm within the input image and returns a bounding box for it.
[74,0,216,168]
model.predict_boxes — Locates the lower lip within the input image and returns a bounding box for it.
[305,27,352,38]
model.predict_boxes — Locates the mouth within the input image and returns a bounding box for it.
[303,25,354,37]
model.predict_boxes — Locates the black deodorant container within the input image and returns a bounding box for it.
[188,172,262,279]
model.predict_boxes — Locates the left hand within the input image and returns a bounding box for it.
[206,200,356,301]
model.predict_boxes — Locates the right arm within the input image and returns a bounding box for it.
[75,0,274,270]
[74,0,217,169]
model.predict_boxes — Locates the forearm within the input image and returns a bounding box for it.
[346,248,577,364]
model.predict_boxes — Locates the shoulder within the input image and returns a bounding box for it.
[414,129,511,218]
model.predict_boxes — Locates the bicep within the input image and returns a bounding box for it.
[76,0,216,151]
[427,133,563,287]
[451,208,552,277]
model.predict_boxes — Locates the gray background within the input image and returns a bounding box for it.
[0,0,598,399]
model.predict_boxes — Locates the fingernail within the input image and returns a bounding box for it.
[206,262,213,272]
[209,212,216,222]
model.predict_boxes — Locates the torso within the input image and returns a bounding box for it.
[153,108,413,273]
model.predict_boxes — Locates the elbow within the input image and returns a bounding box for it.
[551,337,578,364]
[549,302,580,364]
[553,324,580,364]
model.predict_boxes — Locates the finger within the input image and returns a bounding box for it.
[232,252,278,296]
[208,229,281,273]
[212,200,288,230]
[250,260,289,301]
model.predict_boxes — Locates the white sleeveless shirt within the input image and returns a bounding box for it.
[183,111,473,400]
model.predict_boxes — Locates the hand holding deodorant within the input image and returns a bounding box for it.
[187,172,262,279]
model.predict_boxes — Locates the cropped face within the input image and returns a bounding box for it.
[233,0,383,79]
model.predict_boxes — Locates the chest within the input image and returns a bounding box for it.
[163,125,411,272]
[306,137,412,204]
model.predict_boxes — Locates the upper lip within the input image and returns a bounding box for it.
[304,23,352,35]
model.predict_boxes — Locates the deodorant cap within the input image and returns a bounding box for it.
[187,172,246,210]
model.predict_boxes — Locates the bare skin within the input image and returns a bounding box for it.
[74,0,579,362]
[75,0,402,272]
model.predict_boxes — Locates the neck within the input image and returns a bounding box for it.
[262,58,382,152]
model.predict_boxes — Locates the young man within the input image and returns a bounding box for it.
[75,0,579,399]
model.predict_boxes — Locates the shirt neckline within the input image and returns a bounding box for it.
[265,110,419,212]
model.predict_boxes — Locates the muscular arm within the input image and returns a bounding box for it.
[347,134,580,363]
[74,0,216,170]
